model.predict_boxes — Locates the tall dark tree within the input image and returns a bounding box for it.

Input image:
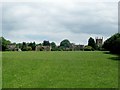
[28,42,36,50]
[88,37,96,50]
[21,42,27,51]
[32,42,36,50]
[0,42,1,51]
[43,40,50,46]
[103,33,120,54]
[16,43,22,49]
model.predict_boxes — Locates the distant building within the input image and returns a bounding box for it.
[95,37,103,47]
[70,43,84,51]
[7,44,22,51]
[7,44,16,51]
[70,43,75,51]
[36,45,51,51]
[74,45,84,51]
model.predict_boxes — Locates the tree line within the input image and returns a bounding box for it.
[0,37,97,51]
[0,33,120,53]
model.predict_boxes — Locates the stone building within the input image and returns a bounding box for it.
[35,45,51,51]
[70,43,84,51]
[95,37,103,47]
[7,44,16,51]
[7,44,22,51]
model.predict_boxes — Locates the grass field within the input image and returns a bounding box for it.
[2,51,118,88]
[0,52,2,89]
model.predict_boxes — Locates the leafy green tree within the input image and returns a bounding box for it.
[60,39,71,50]
[0,37,11,51]
[88,37,97,50]
[103,33,120,54]
[51,42,56,51]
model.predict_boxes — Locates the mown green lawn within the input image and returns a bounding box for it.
[0,52,2,89]
[2,51,118,88]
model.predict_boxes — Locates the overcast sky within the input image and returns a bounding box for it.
[1,0,118,45]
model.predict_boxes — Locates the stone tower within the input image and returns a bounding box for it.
[95,37,103,47]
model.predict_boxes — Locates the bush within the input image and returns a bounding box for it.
[22,46,32,51]
[84,46,94,51]
[27,46,32,51]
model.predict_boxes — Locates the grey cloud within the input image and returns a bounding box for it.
[1,1,118,44]
[0,3,2,36]
[52,2,117,35]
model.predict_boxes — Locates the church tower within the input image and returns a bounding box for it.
[95,37,103,47]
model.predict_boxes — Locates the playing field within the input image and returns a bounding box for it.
[0,52,2,89]
[2,51,118,88]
